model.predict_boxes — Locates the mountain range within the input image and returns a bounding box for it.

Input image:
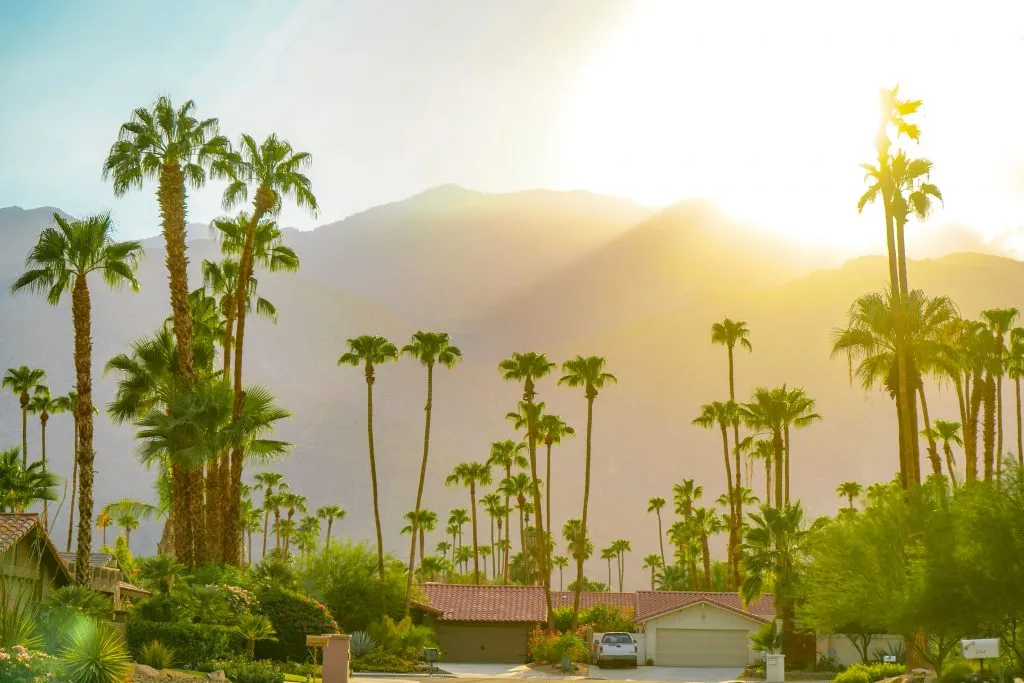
[0,186,1017,589]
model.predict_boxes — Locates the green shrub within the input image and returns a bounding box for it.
[582,604,635,633]
[528,628,589,664]
[59,619,131,683]
[833,668,871,683]
[350,631,377,657]
[0,646,55,683]
[126,620,246,666]
[351,650,414,673]
[133,592,191,623]
[138,639,175,669]
[36,586,112,654]
[221,659,285,683]
[366,617,437,660]
[254,587,338,662]
[550,607,574,633]
[838,662,905,683]
[939,661,974,683]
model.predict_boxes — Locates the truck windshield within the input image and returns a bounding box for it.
[602,634,632,644]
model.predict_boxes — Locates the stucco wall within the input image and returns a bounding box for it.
[642,603,764,665]
[816,634,905,666]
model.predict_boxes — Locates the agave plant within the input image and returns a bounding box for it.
[349,631,377,657]
[59,619,130,683]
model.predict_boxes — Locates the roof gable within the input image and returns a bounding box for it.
[634,591,774,624]
[415,584,547,623]
[0,513,73,585]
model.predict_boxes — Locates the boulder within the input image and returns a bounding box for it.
[208,671,229,682]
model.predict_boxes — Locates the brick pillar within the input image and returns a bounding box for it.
[322,634,351,683]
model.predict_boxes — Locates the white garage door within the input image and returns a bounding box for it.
[656,629,750,667]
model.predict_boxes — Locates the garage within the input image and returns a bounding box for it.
[436,622,531,663]
[655,628,751,667]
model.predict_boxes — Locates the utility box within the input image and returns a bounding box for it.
[766,654,785,683]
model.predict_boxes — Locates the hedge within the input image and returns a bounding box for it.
[126,620,246,666]
[255,588,339,662]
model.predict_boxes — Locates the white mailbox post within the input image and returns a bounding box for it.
[766,654,785,683]
[962,638,1000,675]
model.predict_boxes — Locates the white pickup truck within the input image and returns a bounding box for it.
[595,632,638,668]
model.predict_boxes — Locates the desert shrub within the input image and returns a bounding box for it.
[299,542,407,632]
[59,619,131,683]
[126,620,246,666]
[0,645,55,683]
[350,631,377,657]
[816,653,843,673]
[939,661,974,683]
[137,640,175,669]
[529,629,589,664]
[254,587,338,662]
[367,617,437,660]
[221,659,285,683]
[351,650,414,673]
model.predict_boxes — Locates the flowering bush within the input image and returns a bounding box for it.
[214,584,257,613]
[0,645,55,683]
[528,628,589,664]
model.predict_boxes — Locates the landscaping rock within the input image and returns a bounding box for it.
[208,671,229,682]
[133,664,170,681]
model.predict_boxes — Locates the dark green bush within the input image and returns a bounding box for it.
[220,659,284,683]
[138,640,175,669]
[833,669,871,683]
[254,587,338,662]
[366,617,437,660]
[351,650,414,673]
[939,661,974,683]
[126,620,245,666]
[836,662,906,683]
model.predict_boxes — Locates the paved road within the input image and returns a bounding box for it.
[436,663,745,682]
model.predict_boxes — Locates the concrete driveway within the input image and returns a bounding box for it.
[436,662,744,682]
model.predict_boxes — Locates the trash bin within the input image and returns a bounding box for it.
[765,654,785,683]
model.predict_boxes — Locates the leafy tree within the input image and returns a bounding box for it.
[3,366,46,467]
[488,439,527,582]
[647,496,667,566]
[402,331,461,611]
[316,505,346,549]
[559,355,615,629]
[11,212,143,584]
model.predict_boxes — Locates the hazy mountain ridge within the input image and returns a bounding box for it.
[0,189,1020,590]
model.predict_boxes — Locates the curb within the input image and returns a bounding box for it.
[353,673,457,679]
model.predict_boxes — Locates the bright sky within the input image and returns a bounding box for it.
[2,0,1024,256]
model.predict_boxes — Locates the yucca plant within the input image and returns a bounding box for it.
[349,631,376,657]
[38,586,112,653]
[58,619,130,683]
[138,640,175,670]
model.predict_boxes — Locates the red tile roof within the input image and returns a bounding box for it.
[551,592,636,613]
[0,514,38,553]
[415,584,547,623]
[634,591,775,624]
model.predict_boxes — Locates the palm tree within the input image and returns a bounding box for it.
[316,505,346,549]
[447,508,471,553]
[611,538,631,591]
[28,386,65,524]
[562,519,593,584]
[419,555,451,583]
[741,388,792,508]
[11,213,143,584]
[742,504,811,658]
[835,482,863,510]
[297,516,321,557]
[488,439,528,582]
[479,544,493,580]
[558,355,616,629]
[253,472,287,560]
[220,134,317,566]
[498,474,533,567]
[339,335,399,582]
[500,352,558,607]
[95,510,112,547]
[647,496,667,566]
[103,97,230,384]
[672,478,703,585]
[642,554,663,590]
[402,331,461,608]
[435,540,452,562]
[100,498,159,551]
[780,386,822,504]
[479,492,503,578]
[537,413,575,537]
[277,492,307,554]
[553,555,570,590]
[52,391,79,550]
[1008,330,1024,468]
[3,366,47,467]
[692,507,724,589]
[693,399,739,587]
[0,447,59,513]
[981,308,1019,481]
[924,420,963,488]
[402,509,437,564]
[454,545,473,574]
[600,546,616,589]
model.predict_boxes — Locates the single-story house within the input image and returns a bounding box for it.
[633,591,775,667]
[58,552,150,608]
[0,513,72,602]
[413,584,547,663]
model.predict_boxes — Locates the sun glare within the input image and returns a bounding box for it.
[556,1,1024,254]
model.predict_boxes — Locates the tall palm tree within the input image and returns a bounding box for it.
[52,391,79,549]
[835,482,863,510]
[11,213,143,583]
[498,474,533,568]
[402,509,438,564]
[741,504,811,658]
[418,556,451,583]
[692,507,724,589]
[436,540,452,562]
[339,335,399,582]
[99,497,160,552]
[741,388,788,508]
[693,399,739,587]
[487,439,528,583]
[479,492,503,578]
[253,472,288,560]
[316,505,346,549]
[562,518,593,587]
[276,491,307,554]
[1008,330,1024,468]
[220,134,316,566]
[558,355,616,629]
[4,367,48,468]
[103,97,230,384]
[401,331,461,610]
[924,419,963,488]
[537,413,575,538]
[610,538,631,591]
[647,496,667,566]
[552,555,570,590]
[600,546,616,589]
[445,462,492,584]
[780,386,822,504]
[982,308,1019,481]
[500,352,557,608]
[0,447,59,513]
[672,478,703,584]
[95,510,112,547]
[28,386,65,524]
[447,508,471,569]
[643,554,663,591]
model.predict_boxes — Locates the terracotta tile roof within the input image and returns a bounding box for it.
[415,584,547,623]
[0,514,38,553]
[551,592,637,613]
[634,591,775,624]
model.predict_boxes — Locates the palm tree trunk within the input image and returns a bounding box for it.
[606,556,612,588]
[966,375,983,482]
[215,308,235,561]
[727,344,742,589]
[917,387,943,478]
[261,507,270,560]
[405,364,434,614]
[158,162,195,383]
[997,349,1005,481]
[504,465,511,584]
[701,535,711,589]
[984,375,996,481]
[40,415,48,525]
[20,398,28,467]
[656,510,665,566]
[518,510,526,575]
[783,424,791,505]
[490,514,496,579]
[571,396,594,631]
[943,442,960,489]
[125,527,131,550]
[773,429,784,508]
[718,423,736,589]
[205,458,221,564]
[1017,376,1023,468]
[71,277,95,586]
[326,519,334,550]
[419,527,426,565]
[364,368,387,585]
[545,442,552,551]
[248,529,253,566]
[470,482,480,584]
[560,566,565,591]
[524,386,553,618]
[66,421,78,552]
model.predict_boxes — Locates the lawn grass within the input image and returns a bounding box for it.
[283,675,322,683]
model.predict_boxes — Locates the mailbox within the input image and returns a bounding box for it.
[423,648,439,662]
[962,639,1000,660]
